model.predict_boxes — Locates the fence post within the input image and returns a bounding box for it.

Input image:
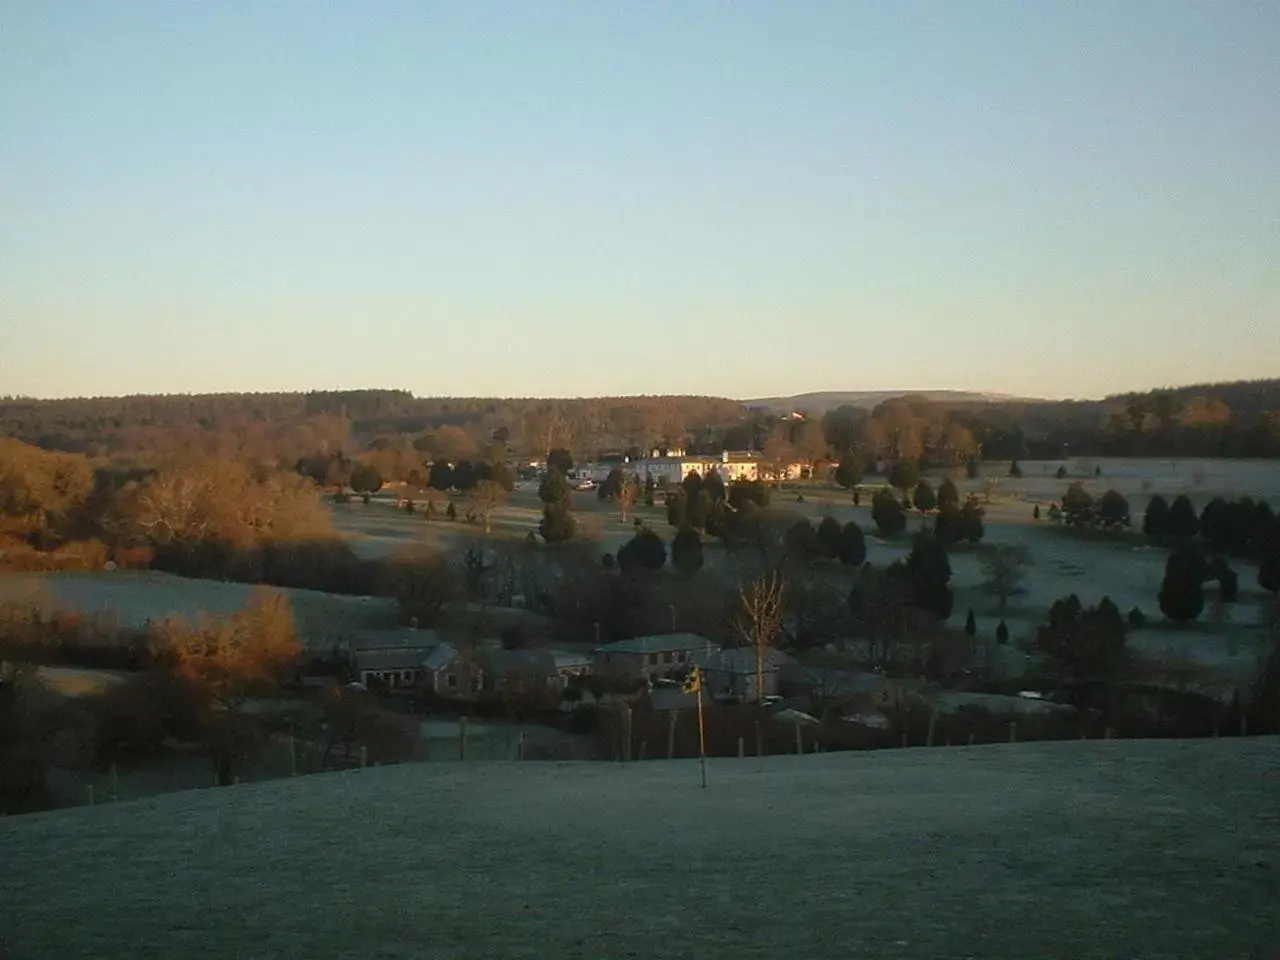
[737,737,745,759]
[459,717,468,760]
[1240,713,1248,738]
[110,763,119,801]
[1104,726,1113,740]
[755,720,763,758]
[794,720,803,755]
[621,704,632,762]
[1009,721,1017,744]
[517,731,526,761]
[360,745,368,768]
[289,735,298,777]
[667,712,678,760]
[967,732,975,747]
[900,732,908,749]
[87,785,95,806]
[638,740,648,761]
[926,706,937,748]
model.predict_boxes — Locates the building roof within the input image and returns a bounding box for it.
[485,648,592,677]
[349,628,441,653]
[595,633,717,655]
[701,647,796,674]
[353,648,436,672]
[422,643,460,671]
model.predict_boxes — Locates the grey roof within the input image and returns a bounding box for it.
[595,633,717,655]
[349,628,441,653]
[700,647,796,674]
[353,648,434,672]
[422,643,460,671]
[486,648,591,677]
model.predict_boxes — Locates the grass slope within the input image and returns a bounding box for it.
[3,739,1278,959]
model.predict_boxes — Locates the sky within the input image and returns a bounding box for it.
[1,2,1277,402]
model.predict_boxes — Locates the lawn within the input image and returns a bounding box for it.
[2,738,1277,959]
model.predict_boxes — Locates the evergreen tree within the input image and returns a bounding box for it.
[1097,489,1130,528]
[889,459,921,493]
[838,521,866,566]
[538,470,573,506]
[1168,495,1199,541]
[665,489,688,528]
[428,461,454,491]
[913,479,937,512]
[539,504,577,544]
[966,459,981,479]
[964,608,976,637]
[1009,460,1023,478]
[1062,482,1094,525]
[1143,494,1170,541]
[547,448,574,475]
[889,532,953,620]
[682,470,703,499]
[785,519,821,560]
[996,619,1010,645]
[1033,504,1041,520]
[960,498,985,543]
[937,478,961,510]
[817,516,843,559]
[687,489,712,530]
[934,502,964,546]
[703,468,726,503]
[619,527,665,571]
[834,455,864,494]
[871,490,906,536]
[671,525,704,574]
[1159,549,1206,622]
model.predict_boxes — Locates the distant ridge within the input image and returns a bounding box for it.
[743,390,1036,415]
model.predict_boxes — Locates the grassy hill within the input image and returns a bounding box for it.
[2,739,1278,959]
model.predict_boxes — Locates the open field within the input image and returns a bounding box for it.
[0,570,400,651]
[3,738,1278,959]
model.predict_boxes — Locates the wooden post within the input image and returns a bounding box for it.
[638,740,648,761]
[900,732,908,749]
[812,740,819,754]
[667,711,678,760]
[289,735,298,777]
[1104,726,1114,740]
[87,785,95,806]
[755,720,763,758]
[233,776,240,785]
[737,737,745,759]
[1009,721,1017,744]
[1240,713,1248,738]
[517,731,526,761]
[110,763,119,801]
[459,717,468,760]
[967,732,975,747]
[795,720,803,755]
[621,704,632,762]
[926,706,937,748]
[359,745,368,768]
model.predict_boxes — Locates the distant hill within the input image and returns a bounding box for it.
[744,389,1033,415]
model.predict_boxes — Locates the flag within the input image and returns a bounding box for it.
[682,666,702,695]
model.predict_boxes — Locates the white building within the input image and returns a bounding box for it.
[630,450,807,486]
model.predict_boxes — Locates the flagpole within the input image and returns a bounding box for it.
[696,671,707,789]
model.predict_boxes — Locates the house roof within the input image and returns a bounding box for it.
[353,648,435,672]
[422,643,460,671]
[349,629,441,653]
[700,647,796,674]
[595,633,717,655]
[485,648,591,677]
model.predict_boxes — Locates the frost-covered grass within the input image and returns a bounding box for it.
[2,738,1277,959]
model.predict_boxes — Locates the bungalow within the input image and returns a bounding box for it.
[483,648,593,695]
[698,647,797,701]
[349,630,481,696]
[593,633,719,680]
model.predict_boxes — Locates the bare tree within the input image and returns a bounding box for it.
[616,474,638,523]
[472,479,508,534]
[736,571,786,701]
[762,430,794,489]
[980,544,1031,612]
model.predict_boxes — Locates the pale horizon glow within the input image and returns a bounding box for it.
[2,3,1277,402]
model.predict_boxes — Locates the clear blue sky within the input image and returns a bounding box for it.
[2,2,1277,401]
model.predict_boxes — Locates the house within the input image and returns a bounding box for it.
[348,630,481,696]
[779,665,897,710]
[483,648,592,695]
[698,647,797,701]
[593,633,719,680]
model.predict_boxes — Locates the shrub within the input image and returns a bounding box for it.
[671,526,704,574]
[871,490,906,536]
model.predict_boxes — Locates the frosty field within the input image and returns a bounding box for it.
[2,738,1277,959]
